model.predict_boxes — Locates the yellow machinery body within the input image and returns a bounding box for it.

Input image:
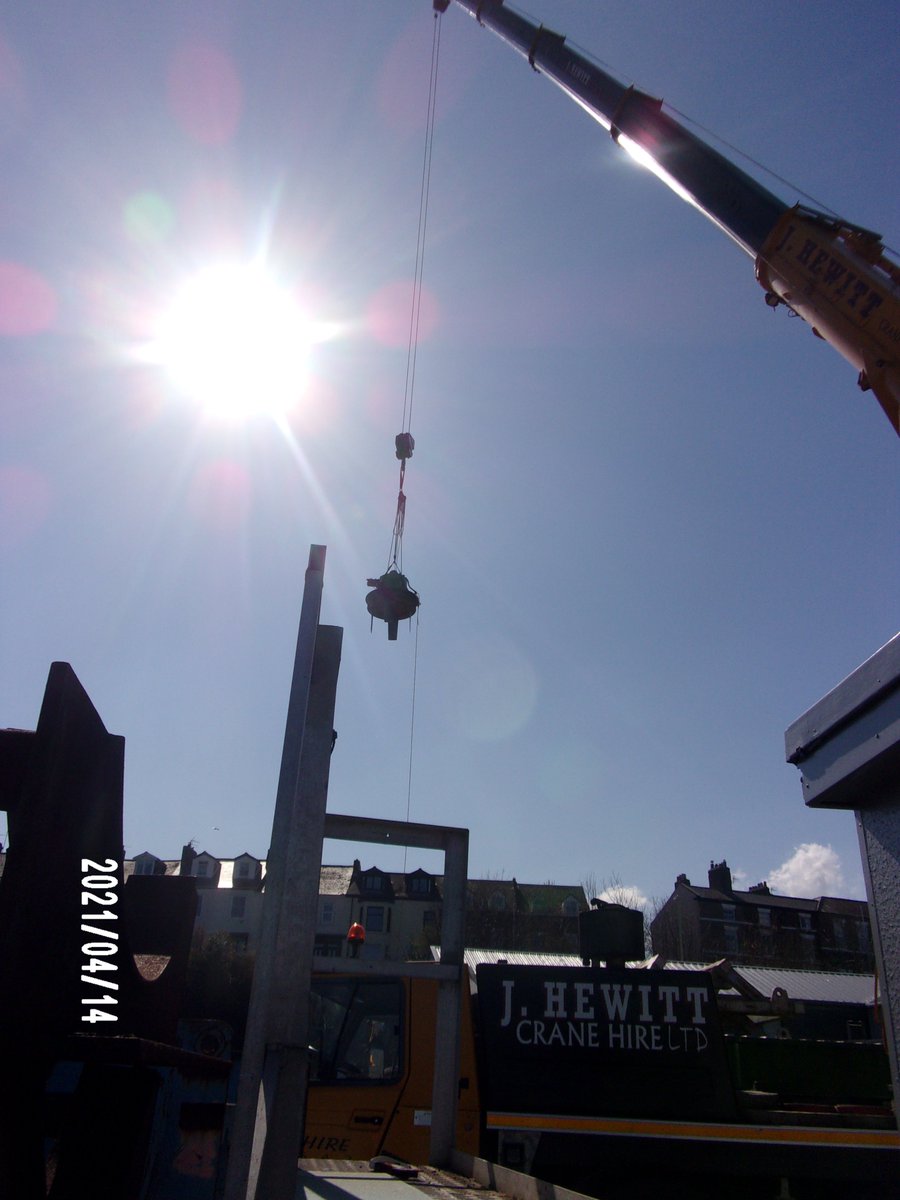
[757,209,900,432]
[304,974,481,1163]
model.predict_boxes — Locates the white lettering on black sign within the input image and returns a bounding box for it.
[499,975,711,1056]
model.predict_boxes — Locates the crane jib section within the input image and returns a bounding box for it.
[438,0,900,433]
[445,0,787,256]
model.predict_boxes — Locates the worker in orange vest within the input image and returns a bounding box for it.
[347,922,365,958]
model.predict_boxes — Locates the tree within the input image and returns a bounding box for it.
[183,932,255,1051]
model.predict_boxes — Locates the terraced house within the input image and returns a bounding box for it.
[650,859,874,972]
[125,846,587,960]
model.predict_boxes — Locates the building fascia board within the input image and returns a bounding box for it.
[785,633,900,809]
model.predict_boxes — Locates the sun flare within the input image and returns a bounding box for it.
[150,263,316,420]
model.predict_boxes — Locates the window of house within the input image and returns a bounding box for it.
[231,895,246,919]
[363,874,383,892]
[489,892,507,912]
[758,908,771,927]
[832,918,847,947]
[314,935,343,958]
[798,912,812,932]
[321,900,334,925]
[724,924,738,956]
[237,860,250,878]
[722,903,736,923]
[197,860,209,877]
[135,857,158,876]
[562,896,579,917]
[858,921,870,951]
[409,875,431,894]
[366,906,385,932]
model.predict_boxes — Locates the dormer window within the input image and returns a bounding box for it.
[232,855,261,889]
[193,854,220,887]
[363,873,383,891]
[134,853,162,877]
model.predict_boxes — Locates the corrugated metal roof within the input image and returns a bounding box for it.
[732,965,876,1005]
[462,948,586,969]
[456,949,876,1006]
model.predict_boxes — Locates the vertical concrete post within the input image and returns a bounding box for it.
[224,546,343,1200]
[785,633,900,1103]
[254,623,341,1197]
[429,827,468,1165]
[856,797,900,1096]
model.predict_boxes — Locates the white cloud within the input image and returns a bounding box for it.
[768,843,844,897]
[597,884,649,912]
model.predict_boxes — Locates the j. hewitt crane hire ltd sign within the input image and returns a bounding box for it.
[476,964,736,1121]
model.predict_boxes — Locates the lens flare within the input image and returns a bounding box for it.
[0,261,57,336]
[167,43,242,146]
[149,263,314,421]
[124,192,175,243]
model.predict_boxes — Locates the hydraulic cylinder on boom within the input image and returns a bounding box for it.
[434,0,900,434]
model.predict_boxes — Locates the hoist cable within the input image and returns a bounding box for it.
[385,10,442,577]
[400,16,441,850]
[401,11,442,437]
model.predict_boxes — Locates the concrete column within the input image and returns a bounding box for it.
[857,796,900,1092]
[429,827,468,1166]
[223,546,343,1200]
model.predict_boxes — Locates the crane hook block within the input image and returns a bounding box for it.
[395,432,415,461]
[365,570,420,640]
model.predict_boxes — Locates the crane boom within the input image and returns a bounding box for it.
[435,0,900,434]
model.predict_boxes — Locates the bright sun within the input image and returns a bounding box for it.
[150,263,315,420]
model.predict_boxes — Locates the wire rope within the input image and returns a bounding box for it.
[401,8,442,437]
[395,12,441,854]
[385,10,442,577]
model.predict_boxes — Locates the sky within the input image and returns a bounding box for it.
[1,0,897,913]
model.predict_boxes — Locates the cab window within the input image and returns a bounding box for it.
[309,979,403,1084]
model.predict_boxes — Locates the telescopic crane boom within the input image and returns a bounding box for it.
[434,0,900,434]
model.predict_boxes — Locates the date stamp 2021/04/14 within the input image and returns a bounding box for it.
[80,858,120,1024]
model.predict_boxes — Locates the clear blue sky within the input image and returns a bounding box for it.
[1,1,897,910]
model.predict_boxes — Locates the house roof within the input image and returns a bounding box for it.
[678,884,817,910]
[671,874,868,914]
[117,858,582,907]
[320,866,354,895]
[816,895,869,915]
[465,879,585,913]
